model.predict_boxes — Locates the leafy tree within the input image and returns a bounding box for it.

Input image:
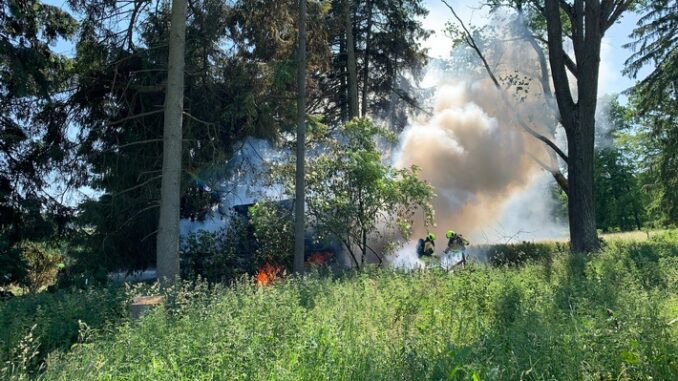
[446,0,638,252]
[593,147,644,231]
[624,0,678,225]
[273,118,435,268]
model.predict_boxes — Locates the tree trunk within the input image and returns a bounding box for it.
[625,184,642,230]
[345,0,358,119]
[565,120,599,252]
[156,0,187,286]
[294,0,307,275]
[544,0,601,252]
[339,37,348,123]
[360,0,374,117]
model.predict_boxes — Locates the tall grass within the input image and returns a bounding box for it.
[2,236,677,380]
[0,286,128,379]
[22,242,676,380]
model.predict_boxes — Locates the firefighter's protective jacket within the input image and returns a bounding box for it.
[447,234,469,251]
[423,238,435,256]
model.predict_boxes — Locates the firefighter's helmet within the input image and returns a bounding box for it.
[446,230,456,239]
[426,232,436,241]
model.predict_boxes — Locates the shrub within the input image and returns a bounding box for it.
[17,242,64,293]
[485,241,567,266]
[249,200,294,269]
[1,240,65,294]
[180,214,249,283]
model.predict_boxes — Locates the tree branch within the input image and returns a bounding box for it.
[528,153,569,194]
[113,175,162,197]
[131,84,165,93]
[183,111,214,127]
[545,0,576,130]
[563,52,579,78]
[441,0,501,88]
[604,0,634,31]
[110,109,163,125]
[559,0,575,23]
[442,0,569,163]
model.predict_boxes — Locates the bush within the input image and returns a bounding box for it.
[0,286,128,377]
[1,240,66,294]
[485,241,567,266]
[249,200,294,269]
[17,242,64,293]
[180,214,249,283]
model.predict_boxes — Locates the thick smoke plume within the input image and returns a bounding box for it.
[392,13,568,247]
[395,82,536,237]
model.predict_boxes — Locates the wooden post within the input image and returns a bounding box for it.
[129,295,164,320]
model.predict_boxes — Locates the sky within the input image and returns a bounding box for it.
[421,0,649,97]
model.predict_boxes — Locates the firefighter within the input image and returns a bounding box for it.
[423,232,436,257]
[417,232,436,258]
[445,230,470,267]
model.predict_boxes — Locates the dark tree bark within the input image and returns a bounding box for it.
[294,0,307,274]
[360,0,374,117]
[345,0,359,118]
[339,36,348,123]
[544,0,634,252]
[156,0,188,286]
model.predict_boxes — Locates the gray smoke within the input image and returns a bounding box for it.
[390,12,568,264]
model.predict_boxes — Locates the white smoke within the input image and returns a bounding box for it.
[388,241,425,270]
[480,171,567,243]
[180,137,285,235]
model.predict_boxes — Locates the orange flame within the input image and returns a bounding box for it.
[256,262,282,285]
[307,251,333,266]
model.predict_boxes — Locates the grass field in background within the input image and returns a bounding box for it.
[2,232,677,380]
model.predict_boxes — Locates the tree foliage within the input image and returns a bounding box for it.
[624,0,678,225]
[0,0,79,289]
[68,0,330,271]
[0,0,78,246]
[250,201,295,269]
[321,0,430,130]
[273,118,435,268]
